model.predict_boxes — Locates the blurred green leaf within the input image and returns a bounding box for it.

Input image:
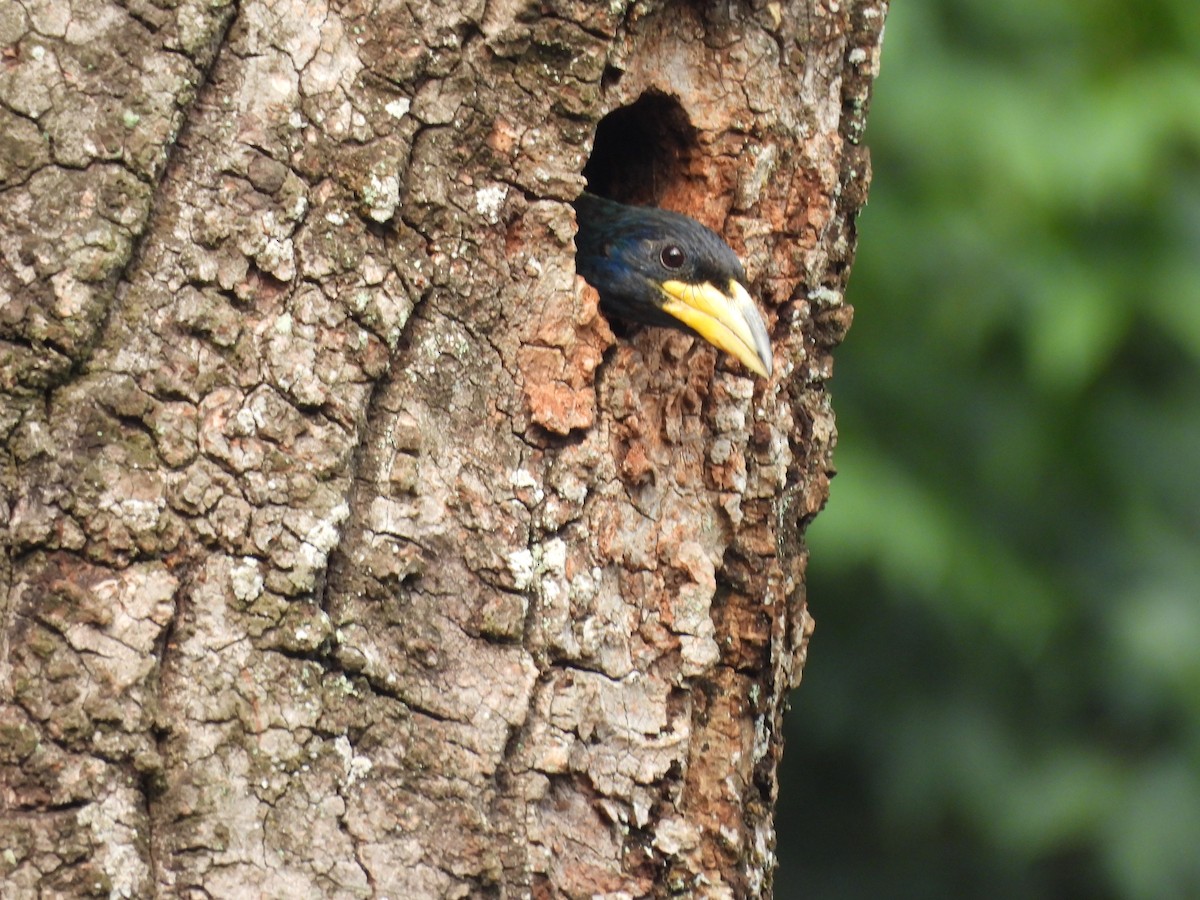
[777,1,1200,897]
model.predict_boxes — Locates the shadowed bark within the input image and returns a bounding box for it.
[0,0,886,896]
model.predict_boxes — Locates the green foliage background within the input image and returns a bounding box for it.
[776,1,1200,897]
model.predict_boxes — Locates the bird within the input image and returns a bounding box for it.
[573,191,773,379]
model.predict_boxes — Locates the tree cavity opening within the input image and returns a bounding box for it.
[582,93,698,206]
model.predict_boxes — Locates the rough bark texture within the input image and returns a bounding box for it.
[0,0,885,897]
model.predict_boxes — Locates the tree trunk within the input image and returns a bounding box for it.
[0,0,885,896]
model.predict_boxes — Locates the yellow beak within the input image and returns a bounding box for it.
[658,279,774,378]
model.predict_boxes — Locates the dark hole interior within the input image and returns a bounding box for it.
[582,93,698,205]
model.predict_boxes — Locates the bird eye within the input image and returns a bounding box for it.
[660,245,685,270]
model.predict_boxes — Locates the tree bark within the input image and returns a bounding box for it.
[0,0,886,896]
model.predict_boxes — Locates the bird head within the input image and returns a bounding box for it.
[574,193,774,378]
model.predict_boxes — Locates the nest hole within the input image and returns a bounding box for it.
[582,93,698,206]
